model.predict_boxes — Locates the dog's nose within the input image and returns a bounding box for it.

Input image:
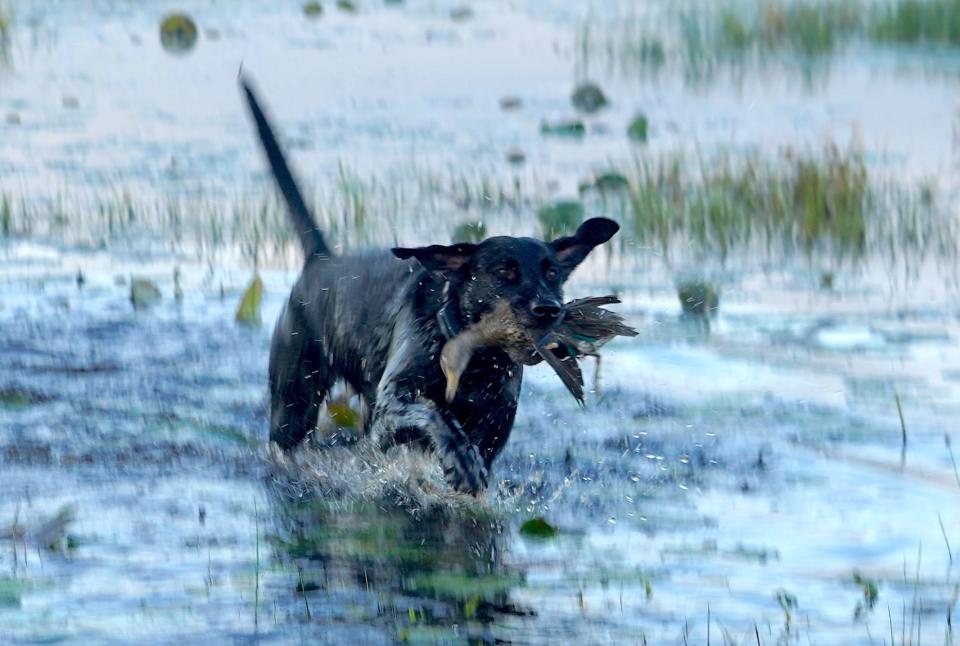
[530,299,563,322]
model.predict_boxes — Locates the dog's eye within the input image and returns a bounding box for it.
[497,267,518,282]
[544,266,559,281]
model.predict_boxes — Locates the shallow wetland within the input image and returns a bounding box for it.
[1,1,960,644]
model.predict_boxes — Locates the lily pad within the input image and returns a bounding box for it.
[627,114,649,143]
[159,13,198,54]
[0,577,29,608]
[571,82,608,113]
[450,6,473,22]
[520,517,558,538]
[505,148,525,165]
[591,172,630,193]
[235,275,264,326]
[537,200,584,238]
[540,120,585,138]
[328,402,359,429]
[0,388,48,410]
[130,278,162,309]
[303,1,324,18]
[452,221,486,243]
[499,96,522,111]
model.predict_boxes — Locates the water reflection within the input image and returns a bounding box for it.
[268,479,527,642]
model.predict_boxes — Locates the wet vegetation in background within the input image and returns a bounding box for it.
[0,3,10,64]
[579,0,960,83]
[621,143,952,269]
[0,143,952,276]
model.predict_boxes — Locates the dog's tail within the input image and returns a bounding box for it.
[240,75,330,259]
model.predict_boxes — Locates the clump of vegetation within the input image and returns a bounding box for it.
[0,4,12,66]
[626,144,887,262]
[1,147,951,274]
[678,280,719,316]
[537,200,584,238]
[673,0,861,83]
[0,5,10,48]
[870,0,960,46]
[627,114,649,143]
[581,0,960,86]
[451,220,486,243]
[713,2,859,56]
[851,570,879,619]
[776,588,799,634]
[1,194,11,236]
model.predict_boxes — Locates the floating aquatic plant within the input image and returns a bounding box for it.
[159,13,198,54]
[519,517,558,538]
[235,274,264,326]
[571,81,609,113]
[130,278,162,309]
[302,1,324,18]
[627,114,649,143]
[540,119,586,138]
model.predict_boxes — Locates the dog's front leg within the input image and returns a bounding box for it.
[371,394,487,495]
[371,319,487,494]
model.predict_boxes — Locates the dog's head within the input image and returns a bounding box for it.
[393,217,620,363]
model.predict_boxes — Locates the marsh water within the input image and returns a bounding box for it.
[2,1,960,644]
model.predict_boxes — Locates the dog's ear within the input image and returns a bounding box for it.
[392,243,477,277]
[550,218,619,272]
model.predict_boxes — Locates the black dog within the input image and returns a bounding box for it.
[241,78,619,494]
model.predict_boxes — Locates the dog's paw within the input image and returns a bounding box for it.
[440,441,488,495]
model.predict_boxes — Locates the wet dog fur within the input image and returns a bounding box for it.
[241,77,619,494]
